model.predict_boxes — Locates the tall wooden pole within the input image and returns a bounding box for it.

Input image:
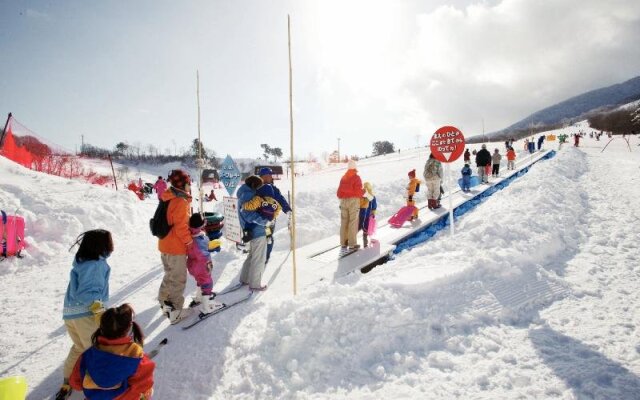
[0,112,12,149]
[197,70,204,213]
[288,15,298,296]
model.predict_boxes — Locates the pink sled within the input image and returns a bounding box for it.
[387,206,417,228]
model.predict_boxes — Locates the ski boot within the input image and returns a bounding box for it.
[54,383,72,400]
[188,289,204,308]
[199,294,224,315]
[162,300,191,325]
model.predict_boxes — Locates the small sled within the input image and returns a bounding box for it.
[388,206,417,228]
[458,176,481,190]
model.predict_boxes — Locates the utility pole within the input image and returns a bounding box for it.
[415,134,420,148]
[337,137,341,162]
[81,134,84,153]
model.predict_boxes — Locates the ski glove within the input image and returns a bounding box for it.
[89,300,105,325]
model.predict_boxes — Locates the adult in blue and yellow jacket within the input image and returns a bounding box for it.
[258,167,292,263]
[237,175,271,290]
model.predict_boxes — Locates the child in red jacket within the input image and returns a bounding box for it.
[70,304,155,400]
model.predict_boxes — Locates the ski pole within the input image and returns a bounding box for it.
[148,338,168,359]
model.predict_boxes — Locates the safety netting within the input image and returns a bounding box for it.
[0,115,113,185]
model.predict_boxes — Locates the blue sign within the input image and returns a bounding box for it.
[220,155,241,196]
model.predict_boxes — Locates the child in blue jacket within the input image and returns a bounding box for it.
[56,229,113,400]
[461,163,472,192]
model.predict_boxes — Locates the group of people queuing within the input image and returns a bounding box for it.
[460,142,519,193]
[56,136,557,398]
[56,166,292,400]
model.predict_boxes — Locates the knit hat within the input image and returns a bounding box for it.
[168,169,190,189]
[481,144,487,149]
[189,213,206,229]
[244,175,263,190]
[408,169,416,178]
[258,167,273,176]
[347,159,357,170]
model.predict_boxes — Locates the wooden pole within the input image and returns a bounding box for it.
[0,112,12,149]
[108,154,118,190]
[288,15,298,296]
[197,70,204,213]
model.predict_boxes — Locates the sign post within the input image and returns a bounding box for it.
[429,126,466,236]
[219,155,241,196]
[223,196,243,243]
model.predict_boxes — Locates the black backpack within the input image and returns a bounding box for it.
[149,200,172,238]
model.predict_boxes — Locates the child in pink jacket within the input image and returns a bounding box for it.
[187,213,223,314]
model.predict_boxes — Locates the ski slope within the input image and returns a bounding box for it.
[1,125,640,399]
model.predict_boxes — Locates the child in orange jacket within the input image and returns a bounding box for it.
[70,304,155,400]
[506,147,516,170]
[407,170,421,221]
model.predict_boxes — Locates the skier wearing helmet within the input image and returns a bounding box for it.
[158,169,193,324]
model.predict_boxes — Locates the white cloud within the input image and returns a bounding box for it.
[402,0,640,136]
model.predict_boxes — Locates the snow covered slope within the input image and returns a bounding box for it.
[1,129,639,399]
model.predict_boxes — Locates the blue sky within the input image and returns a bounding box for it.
[1,0,639,160]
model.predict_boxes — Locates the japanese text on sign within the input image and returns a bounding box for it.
[219,155,241,196]
[223,197,243,243]
[429,126,466,163]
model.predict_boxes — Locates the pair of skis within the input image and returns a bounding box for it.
[182,283,253,330]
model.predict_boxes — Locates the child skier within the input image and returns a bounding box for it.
[407,169,421,220]
[69,304,155,400]
[461,163,472,192]
[506,147,516,170]
[56,229,113,400]
[242,183,281,221]
[359,182,377,247]
[188,213,223,314]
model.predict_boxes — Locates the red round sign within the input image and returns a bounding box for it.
[429,126,465,163]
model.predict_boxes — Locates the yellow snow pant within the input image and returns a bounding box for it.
[339,197,360,247]
[63,315,98,379]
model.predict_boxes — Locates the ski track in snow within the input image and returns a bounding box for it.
[2,124,640,399]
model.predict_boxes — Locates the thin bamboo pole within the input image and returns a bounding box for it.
[288,15,298,296]
[197,70,204,213]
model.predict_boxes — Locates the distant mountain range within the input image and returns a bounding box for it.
[467,75,640,143]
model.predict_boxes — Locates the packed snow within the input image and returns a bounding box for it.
[1,124,639,399]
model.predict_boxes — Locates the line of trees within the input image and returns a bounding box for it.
[80,138,219,168]
[588,104,640,134]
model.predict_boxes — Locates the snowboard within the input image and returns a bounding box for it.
[458,176,481,190]
[388,206,417,228]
